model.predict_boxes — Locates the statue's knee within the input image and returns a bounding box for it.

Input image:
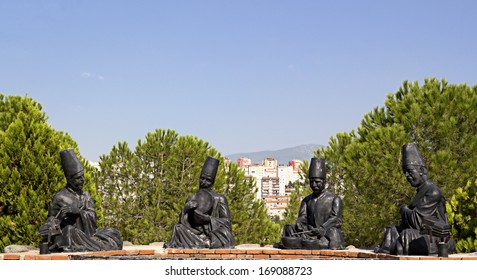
[326,228,345,249]
[394,241,404,255]
[325,227,342,240]
[282,224,296,236]
[63,225,75,233]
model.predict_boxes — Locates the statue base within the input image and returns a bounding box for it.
[39,242,49,255]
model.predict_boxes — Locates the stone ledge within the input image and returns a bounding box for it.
[2,245,476,260]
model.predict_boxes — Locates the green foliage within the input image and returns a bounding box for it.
[448,176,477,252]
[0,94,97,252]
[315,78,477,249]
[223,162,281,245]
[97,129,280,245]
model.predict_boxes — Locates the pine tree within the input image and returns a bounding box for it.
[315,79,477,249]
[447,175,477,252]
[95,141,143,242]
[223,161,281,245]
[0,94,97,252]
[97,129,281,245]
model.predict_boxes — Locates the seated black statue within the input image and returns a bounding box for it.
[39,148,123,253]
[279,157,345,250]
[377,143,455,255]
[164,156,235,249]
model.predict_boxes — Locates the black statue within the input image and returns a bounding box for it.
[39,148,123,253]
[279,158,345,250]
[377,143,455,256]
[164,156,235,249]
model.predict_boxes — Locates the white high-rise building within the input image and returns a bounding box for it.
[238,157,305,216]
[277,165,293,195]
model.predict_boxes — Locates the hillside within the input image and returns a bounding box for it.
[225,144,323,165]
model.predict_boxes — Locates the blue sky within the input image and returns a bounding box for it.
[2,0,477,162]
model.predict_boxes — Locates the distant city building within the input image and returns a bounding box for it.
[237,157,305,217]
[262,195,289,218]
[261,177,280,196]
[288,159,302,171]
[237,157,252,167]
[262,158,277,169]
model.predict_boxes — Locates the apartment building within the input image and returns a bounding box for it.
[238,157,304,217]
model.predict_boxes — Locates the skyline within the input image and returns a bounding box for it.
[2,1,477,162]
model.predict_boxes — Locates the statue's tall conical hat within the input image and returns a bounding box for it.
[309,157,326,179]
[401,143,426,168]
[60,148,83,178]
[201,156,219,181]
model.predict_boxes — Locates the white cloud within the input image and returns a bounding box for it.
[81,71,104,80]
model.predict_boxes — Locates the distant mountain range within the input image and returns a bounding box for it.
[225,144,323,165]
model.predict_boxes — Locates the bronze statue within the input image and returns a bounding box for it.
[39,148,123,253]
[164,156,235,249]
[279,158,345,250]
[377,143,455,256]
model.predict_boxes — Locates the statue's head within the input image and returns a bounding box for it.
[60,148,84,191]
[309,157,326,195]
[401,143,427,188]
[199,156,219,189]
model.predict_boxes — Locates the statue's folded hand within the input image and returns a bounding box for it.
[39,224,50,238]
[192,210,211,225]
[184,200,199,212]
[311,227,326,237]
[295,223,305,232]
[61,205,80,215]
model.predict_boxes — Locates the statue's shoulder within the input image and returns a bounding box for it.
[214,191,228,202]
[54,187,68,195]
[302,193,315,202]
[426,181,444,197]
[320,190,342,205]
[202,189,227,203]
[328,190,341,199]
[82,190,92,198]
[52,187,70,201]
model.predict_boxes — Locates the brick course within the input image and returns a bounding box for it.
[1,246,475,260]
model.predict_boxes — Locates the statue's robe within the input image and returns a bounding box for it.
[283,190,345,249]
[41,187,123,252]
[378,180,455,255]
[165,188,235,249]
